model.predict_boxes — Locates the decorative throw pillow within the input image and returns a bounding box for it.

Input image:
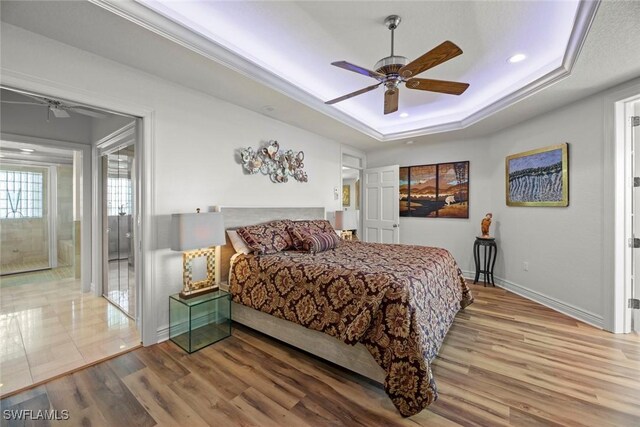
[288,219,336,250]
[227,230,251,255]
[291,229,340,254]
[236,220,294,254]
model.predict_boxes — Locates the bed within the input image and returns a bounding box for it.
[218,207,473,417]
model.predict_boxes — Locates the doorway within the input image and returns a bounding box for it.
[341,164,361,240]
[0,143,79,281]
[0,87,141,397]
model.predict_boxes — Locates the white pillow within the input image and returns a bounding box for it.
[227,230,251,255]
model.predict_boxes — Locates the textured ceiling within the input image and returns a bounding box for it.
[1,1,639,150]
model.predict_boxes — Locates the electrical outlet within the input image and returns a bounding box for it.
[523,261,529,271]
[334,187,339,200]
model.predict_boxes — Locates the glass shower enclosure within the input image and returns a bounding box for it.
[102,144,136,318]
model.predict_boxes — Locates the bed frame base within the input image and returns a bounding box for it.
[231,302,385,384]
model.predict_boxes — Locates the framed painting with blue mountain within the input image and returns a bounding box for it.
[506,143,569,207]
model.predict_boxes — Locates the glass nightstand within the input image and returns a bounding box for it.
[169,290,231,353]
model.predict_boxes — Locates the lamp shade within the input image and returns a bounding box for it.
[170,212,225,251]
[334,210,359,230]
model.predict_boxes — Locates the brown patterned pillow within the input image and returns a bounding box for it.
[288,220,336,250]
[236,220,294,254]
[290,229,340,254]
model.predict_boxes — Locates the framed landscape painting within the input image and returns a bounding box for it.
[506,143,568,207]
[399,161,469,218]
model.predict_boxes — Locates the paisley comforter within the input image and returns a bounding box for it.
[229,240,473,416]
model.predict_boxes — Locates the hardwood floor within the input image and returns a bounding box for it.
[1,283,639,426]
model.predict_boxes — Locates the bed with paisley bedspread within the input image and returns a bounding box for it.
[229,239,473,417]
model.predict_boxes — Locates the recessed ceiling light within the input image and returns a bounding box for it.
[20,148,35,153]
[508,53,527,64]
[399,112,409,118]
[406,140,414,145]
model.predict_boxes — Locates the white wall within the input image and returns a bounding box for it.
[1,23,346,342]
[369,85,638,328]
[486,95,605,322]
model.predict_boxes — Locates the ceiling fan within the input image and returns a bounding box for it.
[326,15,470,115]
[1,93,107,121]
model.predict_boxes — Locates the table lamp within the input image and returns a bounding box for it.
[334,210,359,240]
[170,209,225,299]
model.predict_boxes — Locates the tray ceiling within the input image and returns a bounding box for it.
[126,0,598,141]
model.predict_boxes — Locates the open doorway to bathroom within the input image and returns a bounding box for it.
[0,88,141,397]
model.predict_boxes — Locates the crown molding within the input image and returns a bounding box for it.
[89,0,600,142]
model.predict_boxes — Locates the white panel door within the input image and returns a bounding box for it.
[363,165,399,244]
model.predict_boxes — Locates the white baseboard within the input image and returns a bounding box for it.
[461,270,603,329]
[157,325,169,343]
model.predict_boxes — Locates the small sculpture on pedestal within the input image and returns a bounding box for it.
[480,213,493,238]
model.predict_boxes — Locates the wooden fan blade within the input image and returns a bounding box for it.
[406,78,469,95]
[331,61,386,80]
[325,83,382,105]
[384,89,399,115]
[399,41,463,79]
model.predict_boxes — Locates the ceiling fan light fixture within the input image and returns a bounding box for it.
[325,15,469,115]
[508,53,527,63]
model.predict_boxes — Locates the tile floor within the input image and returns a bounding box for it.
[0,276,140,397]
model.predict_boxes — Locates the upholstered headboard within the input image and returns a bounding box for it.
[216,206,325,284]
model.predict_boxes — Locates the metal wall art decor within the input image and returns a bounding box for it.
[240,140,308,183]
